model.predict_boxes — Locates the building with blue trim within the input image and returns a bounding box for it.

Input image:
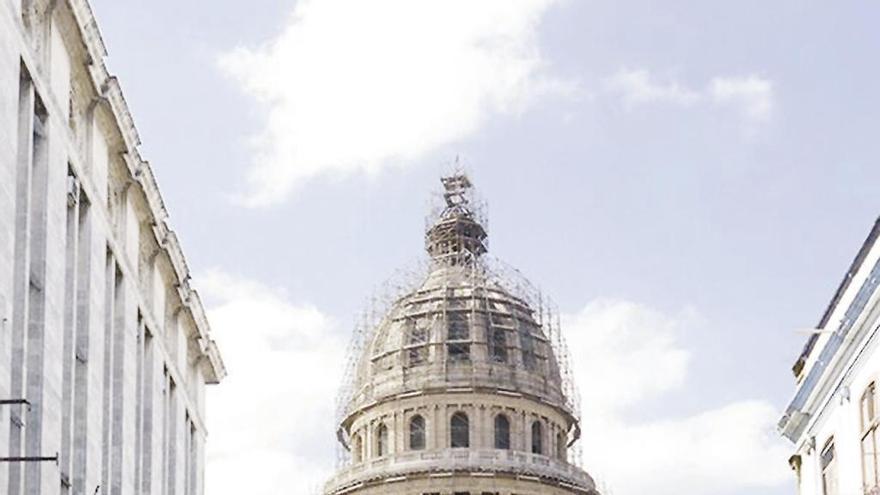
[779,216,880,494]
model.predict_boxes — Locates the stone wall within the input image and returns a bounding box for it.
[0,1,225,494]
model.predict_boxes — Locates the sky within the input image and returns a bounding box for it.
[88,1,880,494]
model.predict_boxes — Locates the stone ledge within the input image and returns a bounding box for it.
[325,448,594,494]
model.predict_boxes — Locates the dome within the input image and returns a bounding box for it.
[346,264,568,415]
[327,173,595,495]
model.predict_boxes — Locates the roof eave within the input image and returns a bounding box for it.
[793,215,880,378]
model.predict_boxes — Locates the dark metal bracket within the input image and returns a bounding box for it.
[0,400,56,465]
[0,454,58,464]
[0,399,31,410]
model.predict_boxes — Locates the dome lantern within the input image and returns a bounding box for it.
[425,173,488,267]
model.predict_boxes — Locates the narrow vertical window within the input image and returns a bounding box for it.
[188,420,198,495]
[160,367,177,495]
[71,195,91,495]
[406,319,429,366]
[183,412,192,495]
[489,326,507,364]
[448,312,469,340]
[447,312,470,362]
[183,413,198,495]
[101,261,126,494]
[862,383,879,491]
[409,415,425,451]
[494,415,510,450]
[60,167,80,491]
[8,64,36,495]
[166,376,178,495]
[520,326,536,370]
[160,368,169,490]
[450,412,469,448]
[101,253,115,492]
[531,421,543,455]
[140,328,154,494]
[111,265,125,494]
[376,424,389,457]
[134,315,145,493]
[821,438,837,495]
[22,86,50,495]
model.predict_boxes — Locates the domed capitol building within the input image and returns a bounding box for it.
[324,173,600,495]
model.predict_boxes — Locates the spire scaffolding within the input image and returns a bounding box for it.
[425,172,488,267]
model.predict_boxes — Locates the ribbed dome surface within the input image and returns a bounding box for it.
[345,263,566,415]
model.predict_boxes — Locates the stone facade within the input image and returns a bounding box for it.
[0,1,225,494]
[325,175,599,494]
[779,217,880,494]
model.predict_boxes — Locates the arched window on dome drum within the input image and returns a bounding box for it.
[557,431,567,460]
[531,421,543,455]
[409,415,426,450]
[494,414,510,449]
[450,412,470,448]
[489,325,507,364]
[447,312,470,362]
[376,423,389,457]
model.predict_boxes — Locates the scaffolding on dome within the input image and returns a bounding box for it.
[333,258,430,467]
[484,257,584,467]
[333,169,584,468]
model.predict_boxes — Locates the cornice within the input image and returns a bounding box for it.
[324,450,595,495]
[61,0,226,381]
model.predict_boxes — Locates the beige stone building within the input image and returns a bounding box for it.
[0,1,225,494]
[324,174,599,495]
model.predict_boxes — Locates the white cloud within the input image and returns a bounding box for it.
[604,69,701,107]
[200,273,790,495]
[564,300,790,495]
[604,69,775,126]
[219,0,569,206]
[201,270,344,495]
[710,75,774,123]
